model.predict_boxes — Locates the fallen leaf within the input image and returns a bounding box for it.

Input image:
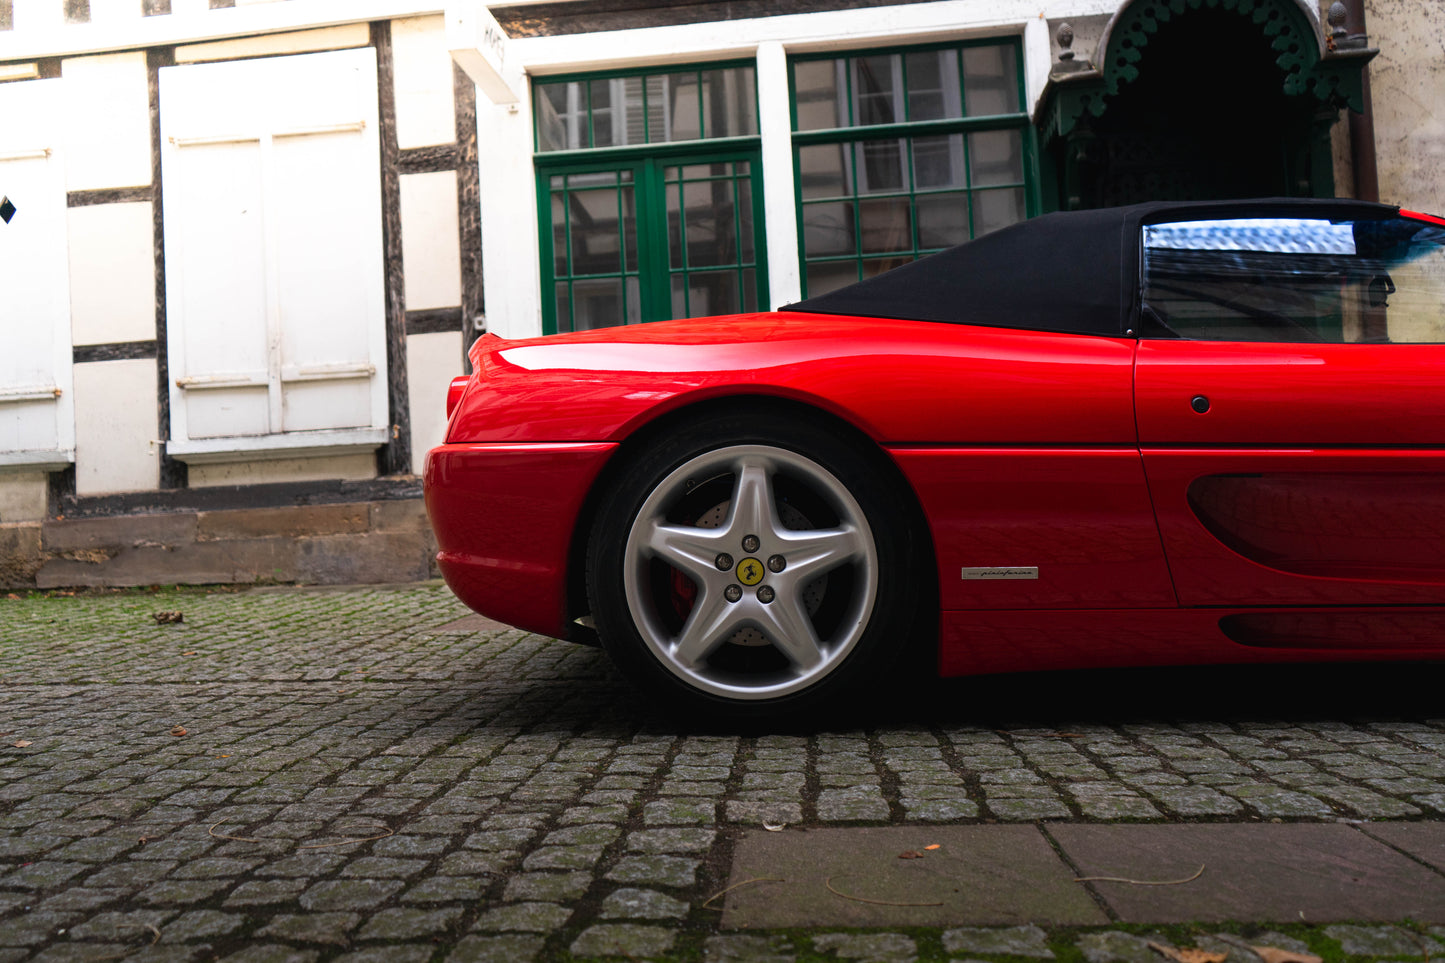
[924,844,941,850]
[12,740,31,748]
[898,850,925,859]
[182,651,197,656]
[170,726,187,737]
[1149,942,1227,963]
[154,611,184,625]
[1252,948,1323,963]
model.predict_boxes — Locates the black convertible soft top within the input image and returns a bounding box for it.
[784,198,1400,337]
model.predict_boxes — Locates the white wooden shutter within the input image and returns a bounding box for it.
[160,48,387,457]
[0,78,74,469]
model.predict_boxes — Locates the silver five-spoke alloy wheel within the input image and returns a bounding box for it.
[622,444,878,701]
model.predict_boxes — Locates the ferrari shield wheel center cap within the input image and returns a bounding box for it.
[735,557,765,586]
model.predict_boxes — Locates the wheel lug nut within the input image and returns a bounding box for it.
[715,553,733,571]
[724,584,742,603]
[767,554,786,573]
[741,534,760,553]
[756,585,775,603]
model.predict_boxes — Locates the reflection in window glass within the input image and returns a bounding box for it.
[534,65,757,152]
[791,40,1029,296]
[1142,217,1445,343]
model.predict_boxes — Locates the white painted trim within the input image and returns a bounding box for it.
[0,449,74,470]
[756,41,799,310]
[166,427,388,464]
[503,0,1118,76]
[0,0,443,61]
[475,88,541,340]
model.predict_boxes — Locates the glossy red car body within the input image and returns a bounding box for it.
[425,201,1445,699]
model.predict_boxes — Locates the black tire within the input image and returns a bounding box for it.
[585,406,922,725]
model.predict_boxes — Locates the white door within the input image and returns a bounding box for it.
[0,78,74,469]
[160,48,387,454]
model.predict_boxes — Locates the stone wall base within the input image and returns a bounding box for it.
[0,498,439,590]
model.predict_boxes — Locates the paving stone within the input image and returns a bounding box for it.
[215,945,320,963]
[643,798,716,826]
[943,924,1055,958]
[446,935,546,962]
[334,949,435,963]
[502,871,591,902]
[135,880,229,906]
[600,887,689,919]
[813,932,918,962]
[625,827,718,854]
[704,933,796,962]
[1077,931,1168,963]
[356,906,464,940]
[403,876,490,903]
[66,909,177,942]
[606,854,701,888]
[1324,925,1439,957]
[723,826,1105,928]
[298,879,404,911]
[1051,824,1445,923]
[472,902,571,933]
[224,879,308,905]
[571,923,676,958]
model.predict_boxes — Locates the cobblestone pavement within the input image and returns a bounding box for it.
[2,583,1444,961]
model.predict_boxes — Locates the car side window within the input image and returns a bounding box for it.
[1141,215,1445,343]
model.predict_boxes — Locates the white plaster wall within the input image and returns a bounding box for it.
[89,0,144,26]
[393,14,456,149]
[1366,0,1445,212]
[12,0,63,32]
[188,452,377,487]
[0,472,48,524]
[400,170,462,311]
[68,202,156,346]
[61,51,151,191]
[73,359,159,495]
[406,330,463,475]
[176,23,369,63]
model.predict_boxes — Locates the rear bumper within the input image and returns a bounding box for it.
[424,441,617,639]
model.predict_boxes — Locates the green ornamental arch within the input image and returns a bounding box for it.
[1040,0,1373,144]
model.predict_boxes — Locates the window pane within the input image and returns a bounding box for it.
[683,179,739,268]
[1143,217,1445,344]
[571,278,622,330]
[625,276,642,325]
[968,129,1023,187]
[621,183,637,272]
[802,201,854,257]
[856,139,907,194]
[972,187,1025,237]
[743,267,758,312]
[661,72,701,142]
[912,134,966,190]
[805,261,859,298]
[858,197,912,254]
[568,188,624,276]
[555,282,571,333]
[550,192,567,277]
[590,76,644,148]
[797,143,850,199]
[793,59,846,131]
[963,44,1020,116]
[737,177,755,263]
[535,82,584,151]
[701,67,757,138]
[683,270,740,317]
[853,54,901,126]
[671,274,687,318]
[916,191,971,250]
[667,179,684,269]
[862,256,910,278]
[905,49,960,122]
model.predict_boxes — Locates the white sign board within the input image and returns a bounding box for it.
[447,1,524,105]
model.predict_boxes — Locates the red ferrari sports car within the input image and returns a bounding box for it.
[425,198,1445,722]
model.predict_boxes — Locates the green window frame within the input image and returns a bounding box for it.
[789,38,1041,299]
[534,61,768,334]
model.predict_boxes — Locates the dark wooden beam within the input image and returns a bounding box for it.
[372,20,412,476]
[455,61,483,371]
[148,46,186,490]
[67,186,153,207]
[74,341,158,364]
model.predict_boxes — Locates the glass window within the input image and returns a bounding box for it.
[534,65,757,152]
[1142,216,1445,343]
[790,40,1031,297]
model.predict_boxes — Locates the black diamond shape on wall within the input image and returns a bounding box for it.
[0,197,15,224]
